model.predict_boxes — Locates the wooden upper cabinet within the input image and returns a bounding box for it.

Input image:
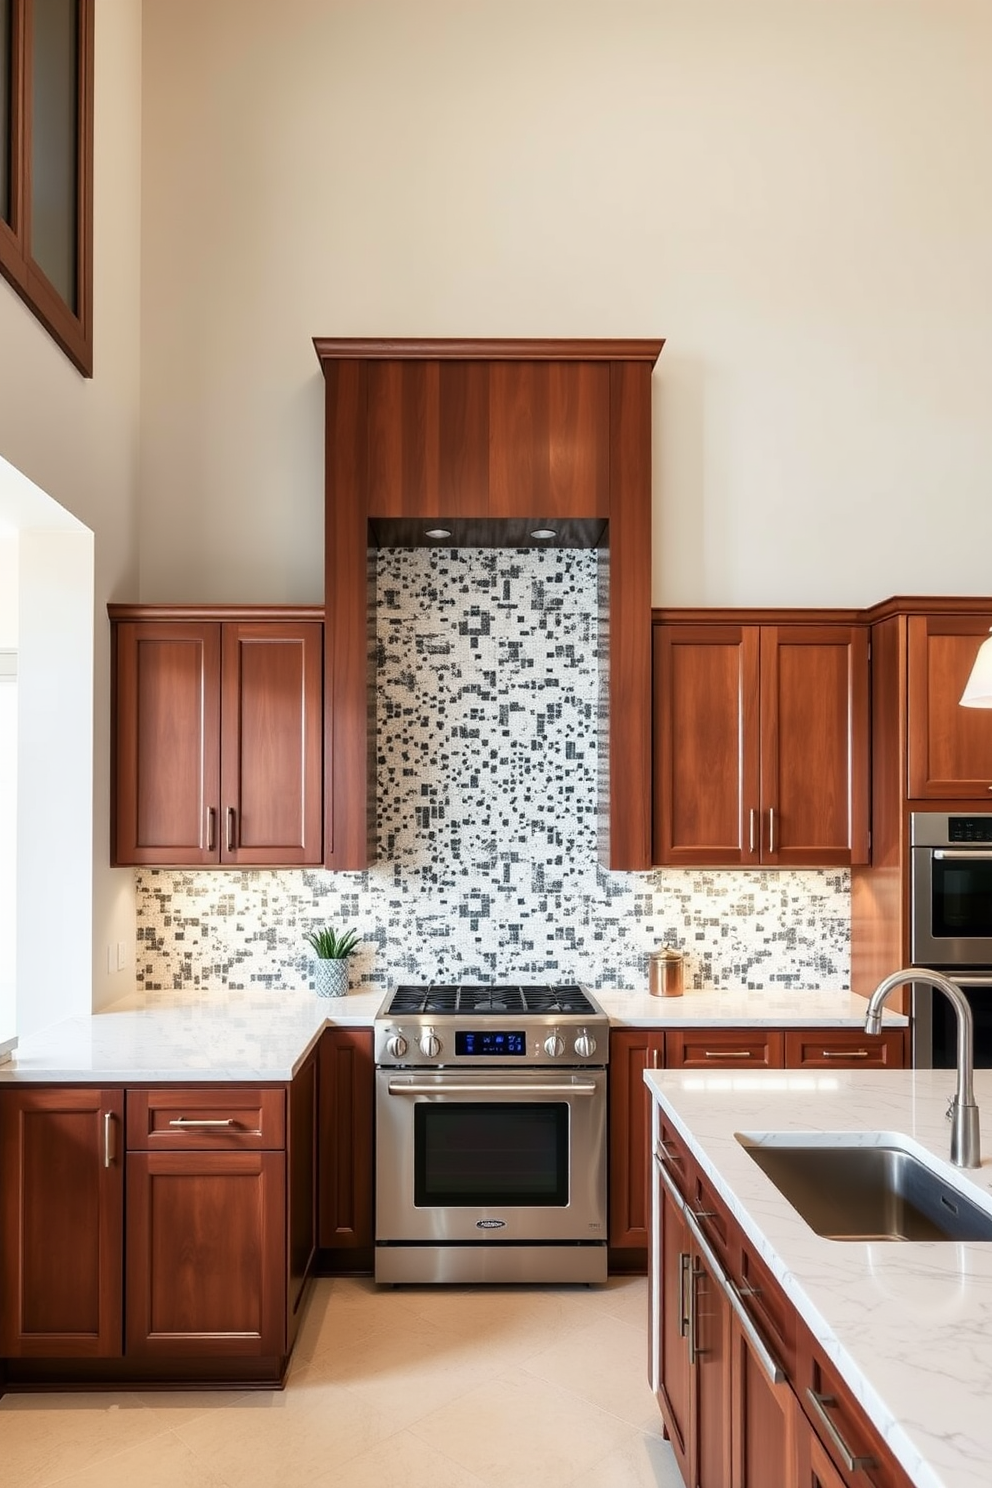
[366,359,610,522]
[653,623,759,866]
[761,625,869,867]
[907,613,992,799]
[653,618,869,868]
[111,608,323,867]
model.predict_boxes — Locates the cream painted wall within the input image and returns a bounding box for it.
[139,0,992,607]
[0,0,143,1013]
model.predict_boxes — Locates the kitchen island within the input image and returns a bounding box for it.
[644,1064,992,1488]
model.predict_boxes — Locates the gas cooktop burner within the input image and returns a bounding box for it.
[386,983,598,1017]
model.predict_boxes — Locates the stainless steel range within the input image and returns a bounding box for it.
[374,983,610,1285]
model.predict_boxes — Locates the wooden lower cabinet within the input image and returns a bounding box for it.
[608,1030,665,1268]
[0,1069,317,1385]
[318,1027,375,1271]
[126,1149,286,1359]
[611,1025,908,1275]
[652,1117,915,1488]
[0,1086,124,1358]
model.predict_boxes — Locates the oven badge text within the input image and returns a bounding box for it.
[476,1219,507,1230]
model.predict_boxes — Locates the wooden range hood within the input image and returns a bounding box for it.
[313,337,664,872]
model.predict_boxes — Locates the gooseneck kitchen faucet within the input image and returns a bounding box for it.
[865,969,982,1169]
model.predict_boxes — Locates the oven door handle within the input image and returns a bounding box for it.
[386,1078,599,1096]
[933,849,992,861]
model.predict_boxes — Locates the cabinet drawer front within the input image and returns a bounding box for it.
[803,1343,914,1488]
[784,1030,906,1070]
[666,1030,784,1069]
[126,1088,286,1150]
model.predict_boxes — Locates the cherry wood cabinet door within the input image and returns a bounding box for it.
[654,1174,692,1487]
[907,614,992,798]
[126,1149,286,1359]
[0,1086,124,1358]
[732,1313,797,1488]
[113,622,221,866]
[318,1028,375,1270]
[759,626,870,867]
[653,624,761,867]
[220,622,323,866]
[608,1030,665,1265]
[691,1248,734,1488]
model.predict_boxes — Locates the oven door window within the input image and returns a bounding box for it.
[414,1102,569,1207]
[932,858,992,939]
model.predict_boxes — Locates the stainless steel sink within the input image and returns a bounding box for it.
[736,1136,992,1241]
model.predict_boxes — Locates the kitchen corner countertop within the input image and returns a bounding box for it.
[644,1066,992,1488]
[0,985,903,1084]
[0,987,384,1083]
[597,986,908,1028]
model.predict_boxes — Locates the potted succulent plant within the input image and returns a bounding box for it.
[305,926,361,998]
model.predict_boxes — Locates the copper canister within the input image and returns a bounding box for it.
[649,946,685,997]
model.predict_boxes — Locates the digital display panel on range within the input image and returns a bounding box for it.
[455,1031,526,1056]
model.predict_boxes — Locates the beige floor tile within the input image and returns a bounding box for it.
[172,1376,395,1488]
[565,1429,685,1488]
[320,1427,489,1488]
[409,1366,634,1488]
[27,1428,237,1488]
[0,1393,172,1488]
[521,1312,661,1432]
[295,1308,507,1428]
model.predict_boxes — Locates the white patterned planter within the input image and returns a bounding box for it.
[313,959,349,998]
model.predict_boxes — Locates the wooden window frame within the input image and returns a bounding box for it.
[0,0,93,377]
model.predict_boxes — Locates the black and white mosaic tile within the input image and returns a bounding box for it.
[135,550,851,995]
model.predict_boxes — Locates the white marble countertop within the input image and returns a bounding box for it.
[644,1066,992,1488]
[598,986,908,1028]
[0,987,384,1083]
[0,985,904,1083]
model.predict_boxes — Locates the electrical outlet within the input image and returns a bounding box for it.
[116,942,127,972]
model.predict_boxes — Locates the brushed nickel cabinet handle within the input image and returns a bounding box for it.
[705,1049,751,1059]
[168,1117,237,1128]
[768,806,775,853]
[651,1048,661,1070]
[687,1257,700,1365]
[226,806,236,852]
[749,808,756,853]
[104,1111,115,1167]
[206,806,216,851]
[678,1251,691,1338]
[822,1049,869,1059]
[805,1390,877,1473]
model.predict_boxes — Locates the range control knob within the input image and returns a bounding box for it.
[574,1032,597,1059]
[386,1033,408,1060]
[544,1032,565,1059]
[419,1027,441,1058]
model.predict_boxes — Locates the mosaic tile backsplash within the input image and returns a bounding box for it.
[136,549,851,995]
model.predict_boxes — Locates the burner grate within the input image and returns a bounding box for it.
[386,984,597,1016]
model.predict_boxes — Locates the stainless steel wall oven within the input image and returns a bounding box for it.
[910,813,992,1068]
[374,984,609,1285]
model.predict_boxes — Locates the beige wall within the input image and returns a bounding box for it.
[139,0,992,608]
[0,0,143,1012]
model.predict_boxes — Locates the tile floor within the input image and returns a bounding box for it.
[0,1277,684,1488]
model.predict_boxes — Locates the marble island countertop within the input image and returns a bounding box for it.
[0,984,904,1083]
[644,1065,992,1488]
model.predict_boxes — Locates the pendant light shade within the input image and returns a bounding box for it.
[960,628,992,708]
